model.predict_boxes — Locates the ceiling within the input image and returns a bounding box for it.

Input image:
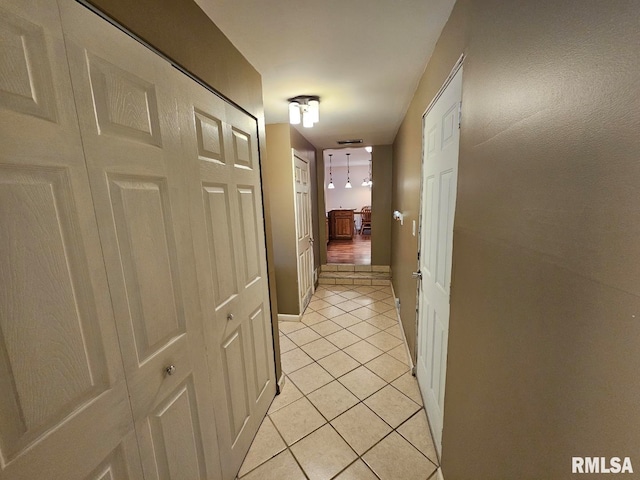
[195,0,456,150]
[324,147,371,167]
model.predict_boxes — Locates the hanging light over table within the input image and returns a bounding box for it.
[345,153,352,189]
[327,153,335,189]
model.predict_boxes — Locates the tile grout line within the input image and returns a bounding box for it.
[256,368,437,478]
[241,282,438,479]
[265,380,428,479]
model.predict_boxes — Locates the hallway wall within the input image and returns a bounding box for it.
[371,145,393,266]
[264,124,318,316]
[391,0,640,478]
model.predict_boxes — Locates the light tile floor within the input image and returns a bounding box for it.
[237,284,441,480]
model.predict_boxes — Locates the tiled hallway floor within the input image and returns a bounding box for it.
[237,283,441,480]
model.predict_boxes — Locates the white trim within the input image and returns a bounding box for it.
[421,53,465,118]
[278,313,301,322]
[390,282,415,371]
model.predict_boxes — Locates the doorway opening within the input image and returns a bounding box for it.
[323,147,373,265]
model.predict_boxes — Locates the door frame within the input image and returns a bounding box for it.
[293,149,315,313]
[415,53,464,457]
[319,147,374,266]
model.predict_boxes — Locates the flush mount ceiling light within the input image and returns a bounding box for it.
[345,153,352,189]
[327,153,335,189]
[288,95,320,128]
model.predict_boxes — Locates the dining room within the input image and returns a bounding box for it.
[324,147,373,264]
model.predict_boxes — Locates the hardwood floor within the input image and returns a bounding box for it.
[326,234,371,264]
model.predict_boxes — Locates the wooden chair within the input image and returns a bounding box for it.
[359,206,372,235]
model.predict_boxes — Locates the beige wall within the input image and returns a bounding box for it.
[87,0,282,377]
[264,124,298,315]
[392,0,640,477]
[264,124,318,315]
[371,145,393,265]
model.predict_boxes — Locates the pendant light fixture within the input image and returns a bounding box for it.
[345,153,352,189]
[327,153,335,189]
[361,151,373,187]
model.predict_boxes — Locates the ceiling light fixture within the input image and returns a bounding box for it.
[288,95,320,128]
[345,153,352,189]
[327,153,335,189]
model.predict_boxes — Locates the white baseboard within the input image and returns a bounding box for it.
[390,282,415,371]
[278,313,301,322]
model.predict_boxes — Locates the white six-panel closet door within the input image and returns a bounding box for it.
[176,71,276,480]
[0,1,141,478]
[59,1,225,479]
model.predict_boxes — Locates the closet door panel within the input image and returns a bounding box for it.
[178,76,276,480]
[59,1,222,479]
[0,1,140,479]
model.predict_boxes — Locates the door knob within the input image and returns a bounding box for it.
[165,365,176,376]
[227,313,234,321]
[309,237,314,244]
[412,270,422,279]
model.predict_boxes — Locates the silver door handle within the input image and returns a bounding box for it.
[309,237,314,244]
[412,270,422,279]
[165,365,176,376]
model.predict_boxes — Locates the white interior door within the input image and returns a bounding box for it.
[177,71,276,479]
[416,65,463,455]
[0,1,142,478]
[294,152,314,313]
[60,2,223,479]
